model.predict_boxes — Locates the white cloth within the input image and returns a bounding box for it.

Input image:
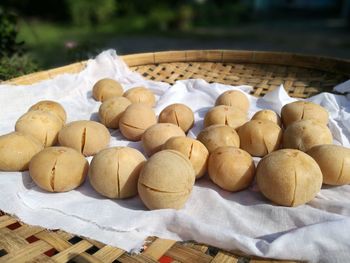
[0,50,350,262]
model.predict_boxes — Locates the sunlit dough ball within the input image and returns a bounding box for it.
[251,109,281,127]
[119,104,157,141]
[142,123,185,156]
[28,100,67,124]
[204,105,247,129]
[138,150,195,210]
[208,146,255,191]
[92,78,124,102]
[281,100,329,127]
[282,120,332,152]
[15,110,63,147]
[307,144,350,185]
[197,124,240,153]
[98,97,131,129]
[89,147,146,198]
[158,103,194,133]
[256,149,322,207]
[0,132,43,171]
[58,120,110,156]
[29,147,88,192]
[215,90,250,112]
[163,136,209,179]
[237,120,283,157]
[123,86,156,107]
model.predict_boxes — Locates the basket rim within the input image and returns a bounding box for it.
[6,49,350,85]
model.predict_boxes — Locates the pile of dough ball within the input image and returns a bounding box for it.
[1,78,349,211]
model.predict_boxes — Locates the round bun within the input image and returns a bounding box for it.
[163,136,209,179]
[142,123,185,156]
[138,150,195,210]
[15,110,63,147]
[197,124,240,153]
[89,147,146,198]
[159,103,194,133]
[58,120,110,156]
[283,119,332,152]
[28,100,67,124]
[307,144,350,185]
[29,147,88,192]
[119,104,157,141]
[98,96,131,129]
[215,90,250,112]
[0,132,43,171]
[208,146,255,191]
[123,87,156,107]
[237,120,282,157]
[92,78,124,102]
[252,110,281,126]
[256,149,322,207]
[204,105,247,129]
[281,101,329,127]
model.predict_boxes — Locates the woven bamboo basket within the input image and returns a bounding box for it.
[1,50,350,263]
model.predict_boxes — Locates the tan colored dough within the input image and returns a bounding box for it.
[15,110,63,147]
[281,100,329,127]
[119,104,157,141]
[204,105,247,129]
[92,78,124,102]
[0,132,43,171]
[237,120,283,157]
[283,119,332,152]
[99,96,131,129]
[215,90,250,112]
[138,150,195,210]
[163,136,209,179]
[252,109,281,126]
[141,123,185,156]
[28,100,67,124]
[256,149,322,207]
[158,103,194,133]
[123,86,156,107]
[307,144,350,185]
[197,124,240,153]
[29,146,88,192]
[208,146,255,191]
[58,120,110,156]
[89,147,146,198]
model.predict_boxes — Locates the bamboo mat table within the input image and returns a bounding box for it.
[1,50,350,263]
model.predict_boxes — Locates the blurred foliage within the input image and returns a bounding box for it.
[0,54,38,80]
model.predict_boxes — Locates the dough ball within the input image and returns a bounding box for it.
[237,120,282,157]
[256,149,322,207]
[15,110,63,147]
[204,105,247,129]
[281,101,329,127]
[208,146,255,191]
[123,86,156,107]
[197,124,240,153]
[307,144,350,185]
[58,120,110,156]
[159,103,194,133]
[163,136,209,179]
[215,90,250,112]
[29,146,88,192]
[119,104,157,141]
[92,78,124,102]
[138,150,195,210]
[28,100,67,124]
[89,147,146,198]
[99,96,131,129]
[0,132,43,171]
[142,123,185,156]
[283,119,332,152]
[252,109,281,126]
